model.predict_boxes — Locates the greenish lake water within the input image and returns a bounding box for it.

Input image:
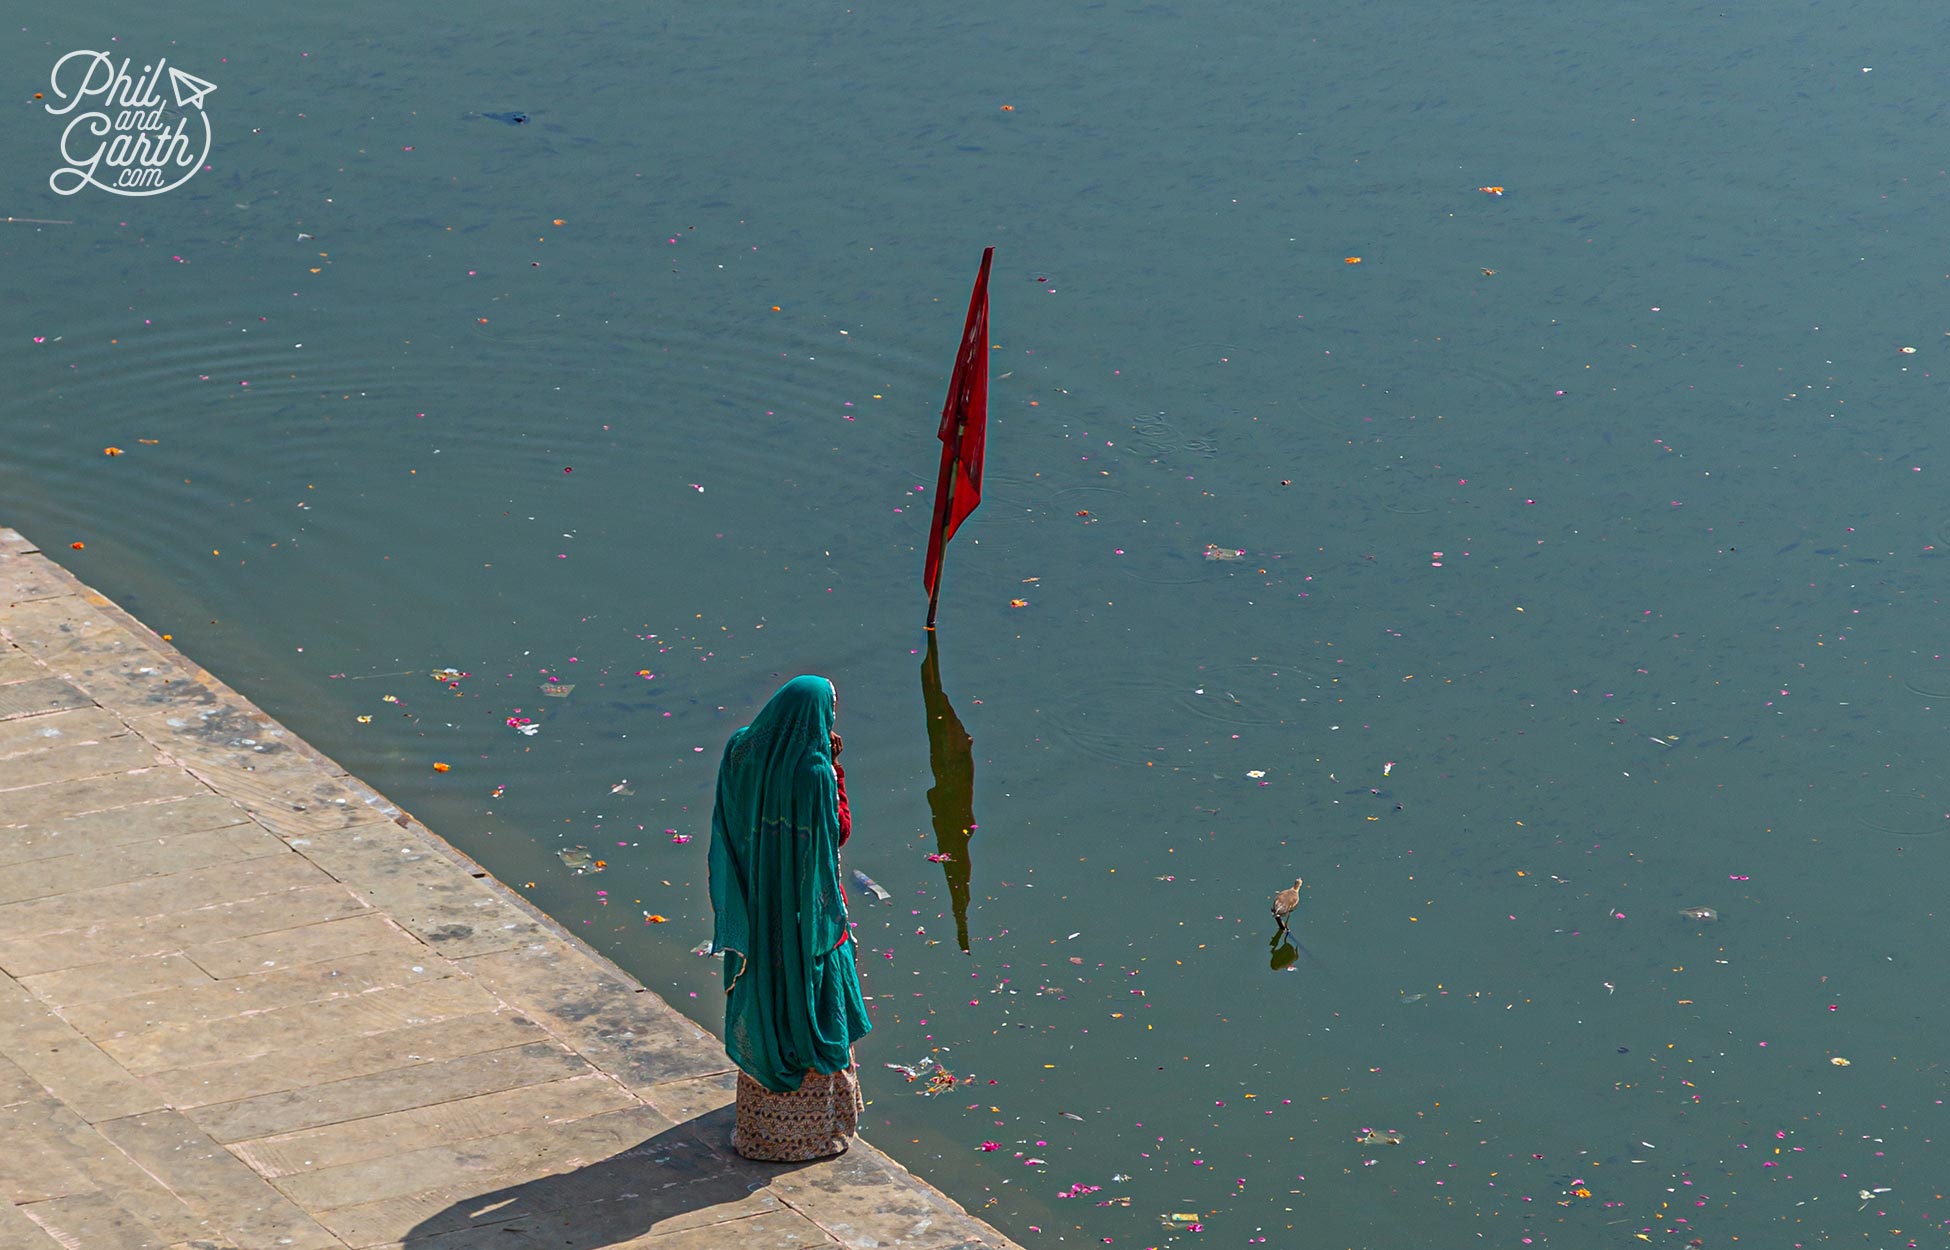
[5,5,1949,1246]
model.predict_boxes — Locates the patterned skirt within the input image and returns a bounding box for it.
[731,1062,864,1162]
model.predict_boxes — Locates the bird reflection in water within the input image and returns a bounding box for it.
[921,633,977,951]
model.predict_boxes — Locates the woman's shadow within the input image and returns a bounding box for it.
[397,1103,810,1248]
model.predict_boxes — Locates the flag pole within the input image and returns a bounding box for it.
[925,422,962,631]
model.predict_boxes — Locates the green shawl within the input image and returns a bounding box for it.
[708,675,871,1091]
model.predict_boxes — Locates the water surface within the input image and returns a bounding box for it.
[5,5,1949,1245]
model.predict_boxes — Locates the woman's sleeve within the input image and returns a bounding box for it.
[834,761,852,845]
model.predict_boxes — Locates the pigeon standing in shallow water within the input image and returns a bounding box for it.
[1271,877,1303,934]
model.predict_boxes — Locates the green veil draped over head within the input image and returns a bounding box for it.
[708,675,871,1091]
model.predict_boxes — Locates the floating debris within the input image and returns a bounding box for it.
[1356,1129,1403,1146]
[557,846,600,872]
[540,683,574,698]
[430,668,465,682]
[691,939,720,957]
[610,780,635,796]
[852,869,892,901]
[1059,1110,1085,1121]
[1677,906,1719,922]
[1202,544,1247,561]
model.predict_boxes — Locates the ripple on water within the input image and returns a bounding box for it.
[1423,356,1529,407]
[1051,484,1133,517]
[1858,814,1948,838]
[29,316,324,418]
[957,480,1133,546]
[1035,657,1333,767]
[1169,340,1245,367]
[1123,411,1223,462]
[1859,790,1949,837]
[1171,659,1330,726]
[1899,668,1950,700]
[1034,675,1190,767]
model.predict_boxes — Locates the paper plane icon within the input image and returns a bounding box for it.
[168,67,217,110]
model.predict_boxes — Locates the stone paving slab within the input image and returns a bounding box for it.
[289,821,547,956]
[148,1011,554,1111]
[11,1190,181,1250]
[373,1194,816,1250]
[0,646,43,684]
[96,1109,344,1250]
[185,1038,590,1145]
[101,975,503,1076]
[457,942,733,1092]
[0,851,333,943]
[0,674,94,721]
[0,729,161,792]
[1,765,212,838]
[19,952,218,1010]
[0,970,165,1123]
[58,945,465,1042]
[179,909,424,978]
[0,526,1022,1250]
[0,552,68,603]
[0,792,254,867]
[232,1072,639,1177]
[0,703,126,754]
[0,819,282,897]
[0,1197,71,1250]
[0,1096,221,1244]
[0,821,284,907]
[0,882,373,979]
[0,1053,45,1109]
[319,1116,760,1248]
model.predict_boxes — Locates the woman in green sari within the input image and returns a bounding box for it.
[708,675,872,1160]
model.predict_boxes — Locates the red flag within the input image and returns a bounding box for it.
[923,247,993,610]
